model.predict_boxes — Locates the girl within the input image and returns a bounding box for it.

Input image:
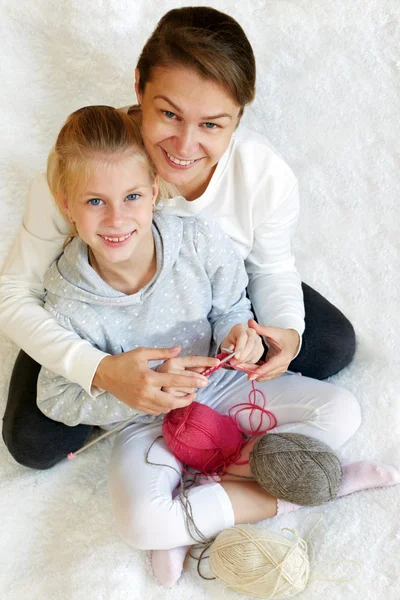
[2,7,355,469]
[37,106,398,587]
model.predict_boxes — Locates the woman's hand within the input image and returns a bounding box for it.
[93,346,218,415]
[242,319,300,382]
[220,323,264,366]
[155,354,220,397]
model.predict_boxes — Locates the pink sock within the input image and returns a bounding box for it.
[151,545,190,587]
[338,460,400,497]
[276,498,301,516]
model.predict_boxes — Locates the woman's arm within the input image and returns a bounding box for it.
[246,182,305,340]
[244,182,304,379]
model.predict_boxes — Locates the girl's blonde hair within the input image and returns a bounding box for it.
[47,105,174,243]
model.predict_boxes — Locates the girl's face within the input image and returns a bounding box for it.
[136,66,241,200]
[65,154,158,267]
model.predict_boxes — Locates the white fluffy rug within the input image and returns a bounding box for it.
[1,1,399,599]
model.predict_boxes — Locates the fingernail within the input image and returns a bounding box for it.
[198,379,208,387]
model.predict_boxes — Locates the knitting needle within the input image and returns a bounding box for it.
[201,348,243,376]
[220,348,242,362]
[67,412,140,460]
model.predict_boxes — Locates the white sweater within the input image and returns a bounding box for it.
[0,125,304,396]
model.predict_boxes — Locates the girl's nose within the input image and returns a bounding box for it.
[104,205,124,227]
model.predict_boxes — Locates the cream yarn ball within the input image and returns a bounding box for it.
[209,524,310,598]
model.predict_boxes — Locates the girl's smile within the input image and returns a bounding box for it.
[98,231,136,247]
[65,154,158,293]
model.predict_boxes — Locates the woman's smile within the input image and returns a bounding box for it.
[161,148,202,169]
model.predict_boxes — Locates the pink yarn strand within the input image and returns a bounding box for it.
[212,356,278,465]
[204,354,278,467]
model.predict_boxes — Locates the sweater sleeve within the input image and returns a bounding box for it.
[37,368,139,427]
[0,174,108,395]
[245,182,305,345]
[35,304,140,426]
[195,220,254,352]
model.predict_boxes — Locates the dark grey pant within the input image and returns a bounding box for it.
[2,283,355,470]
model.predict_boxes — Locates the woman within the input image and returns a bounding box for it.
[1,7,355,469]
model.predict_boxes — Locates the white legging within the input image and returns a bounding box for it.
[109,371,361,550]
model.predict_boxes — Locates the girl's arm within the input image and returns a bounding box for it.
[37,365,139,426]
[195,219,254,351]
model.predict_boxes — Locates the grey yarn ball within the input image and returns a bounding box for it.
[249,433,343,506]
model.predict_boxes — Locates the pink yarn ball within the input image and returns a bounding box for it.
[162,402,245,474]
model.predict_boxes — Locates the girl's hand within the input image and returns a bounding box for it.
[242,319,300,381]
[156,355,219,397]
[94,346,214,415]
[220,322,264,366]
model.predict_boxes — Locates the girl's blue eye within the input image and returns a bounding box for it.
[88,198,103,206]
[163,110,176,119]
[204,122,218,129]
[126,193,140,201]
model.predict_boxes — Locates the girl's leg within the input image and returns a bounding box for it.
[114,375,395,586]
[108,421,279,587]
[220,439,400,520]
[108,423,235,550]
[215,375,398,520]
[147,372,354,585]
[207,370,362,450]
[2,350,92,469]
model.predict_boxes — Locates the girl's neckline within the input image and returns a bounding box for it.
[87,237,157,296]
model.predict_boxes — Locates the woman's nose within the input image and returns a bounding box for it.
[174,125,199,158]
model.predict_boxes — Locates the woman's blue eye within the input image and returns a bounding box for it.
[88,198,103,206]
[163,110,176,119]
[126,193,140,201]
[204,122,218,129]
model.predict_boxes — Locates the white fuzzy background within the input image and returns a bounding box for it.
[1,1,399,599]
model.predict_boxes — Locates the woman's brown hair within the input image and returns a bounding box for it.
[136,7,256,114]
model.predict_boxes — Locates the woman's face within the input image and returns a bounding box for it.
[136,66,241,200]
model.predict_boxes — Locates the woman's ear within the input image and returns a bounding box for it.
[134,68,142,105]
